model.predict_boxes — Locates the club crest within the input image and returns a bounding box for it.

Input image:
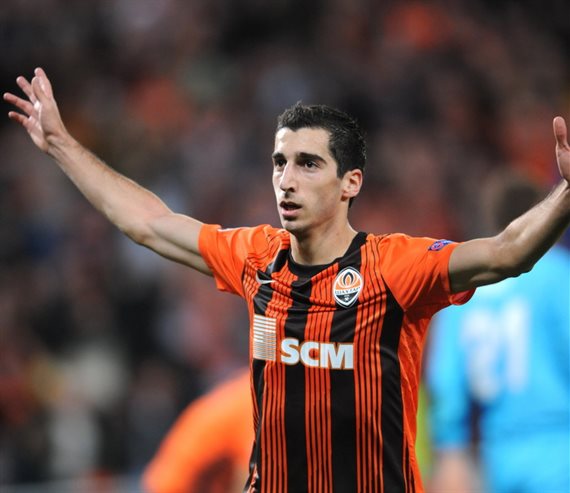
[333,267,363,308]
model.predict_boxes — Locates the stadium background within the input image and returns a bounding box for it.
[1,0,568,491]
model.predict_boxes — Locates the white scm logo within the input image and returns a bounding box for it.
[280,338,354,370]
[252,315,354,370]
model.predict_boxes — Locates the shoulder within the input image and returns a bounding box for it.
[251,224,290,251]
[370,232,456,254]
[366,232,407,248]
[199,223,289,259]
[201,223,286,242]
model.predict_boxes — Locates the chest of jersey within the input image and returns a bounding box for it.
[244,247,402,372]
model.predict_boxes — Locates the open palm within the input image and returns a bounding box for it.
[3,67,66,153]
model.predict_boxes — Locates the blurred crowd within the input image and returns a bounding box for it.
[0,0,568,490]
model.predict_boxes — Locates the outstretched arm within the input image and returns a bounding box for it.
[449,116,570,292]
[4,68,212,275]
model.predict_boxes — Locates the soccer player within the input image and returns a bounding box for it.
[4,68,570,493]
[143,369,252,493]
[426,173,570,493]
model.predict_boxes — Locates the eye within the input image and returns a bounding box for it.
[273,158,286,168]
[304,160,317,169]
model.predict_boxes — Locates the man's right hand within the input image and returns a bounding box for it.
[4,67,211,276]
[4,67,67,154]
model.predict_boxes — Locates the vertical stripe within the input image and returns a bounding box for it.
[247,360,263,492]
[354,242,386,493]
[248,269,274,493]
[264,268,296,493]
[355,244,385,492]
[330,251,362,492]
[305,267,335,493]
[243,262,264,493]
[379,287,405,493]
[405,444,416,493]
[404,440,416,493]
[368,242,387,493]
[245,252,292,493]
[284,277,311,493]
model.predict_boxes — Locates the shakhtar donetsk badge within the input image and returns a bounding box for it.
[333,267,363,307]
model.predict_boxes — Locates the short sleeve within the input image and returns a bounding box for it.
[198,223,276,297]
[379,234,474,314]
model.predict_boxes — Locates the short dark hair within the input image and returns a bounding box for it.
[277,102,366,178]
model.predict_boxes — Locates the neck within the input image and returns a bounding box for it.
[289,222,358,265]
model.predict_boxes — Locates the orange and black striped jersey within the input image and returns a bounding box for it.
[199,224,473,493]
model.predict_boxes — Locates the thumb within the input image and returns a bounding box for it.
[553,116,569,150]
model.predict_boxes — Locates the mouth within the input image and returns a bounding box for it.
[279,201,302,219]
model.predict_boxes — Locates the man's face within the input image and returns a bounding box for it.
[272,127,356,238]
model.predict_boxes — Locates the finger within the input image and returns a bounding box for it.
[34,67,53,97]
[31,75,49,104]
[553,116,569,149]
[7,110,30,127]
[16,76,37,103]
[3,92,35,116]
[9,111,41,138]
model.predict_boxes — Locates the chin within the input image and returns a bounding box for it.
[280,219,306,236]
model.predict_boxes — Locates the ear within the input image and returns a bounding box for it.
[341,169,363,200]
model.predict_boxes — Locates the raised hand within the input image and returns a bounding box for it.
[3,67,67,153]
[553,116,570,185]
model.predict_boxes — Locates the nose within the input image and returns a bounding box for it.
[278,162,298,192]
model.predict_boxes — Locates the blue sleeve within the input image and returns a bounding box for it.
[425,307,472,450]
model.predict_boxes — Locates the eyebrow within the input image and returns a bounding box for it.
[298,152,326,163]
[271,151,326,163]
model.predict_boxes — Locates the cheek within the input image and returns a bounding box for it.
[312,185,339,212]
[272,175,280,194]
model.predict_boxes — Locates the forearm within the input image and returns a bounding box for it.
[496,180,570,274]
[450,180,570,291]
[47,132,171,244]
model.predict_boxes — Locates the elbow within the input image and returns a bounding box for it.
[117,220,154,246]
[490,232,538,280]
[499,262,534,280]
[126,230,149,246]
[122,212,171,249]
[100,205,152,246]
[517,259,535,275]
[128,224,159,247]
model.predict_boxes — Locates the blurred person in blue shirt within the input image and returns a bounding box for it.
[426,171,570,493]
